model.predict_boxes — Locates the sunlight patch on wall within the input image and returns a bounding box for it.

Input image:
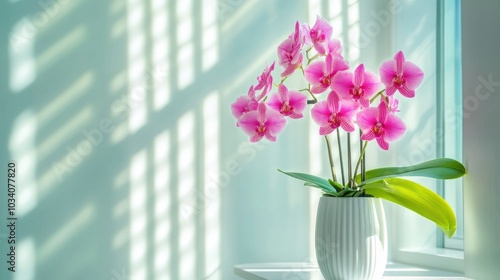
[308,0,322,21]
[127,0,148,134]
[151,0,170,111]
[202,0,218,72]
[110,0,127,38]
[129,149,148,280]
[14,238,35,280]
[176,0,194,90]
[203,93,221,280]
[308,117,322,258]
[38,106,93,161]
[37,25,87,72]
[31,0,83,36]
[112,167,130,250]
[9,18,36,93]
[109,70,127,95]
[221,1,259,34]
[177,111,196,279]
[38,204,95,262]
[154,130,171,280]
[37,71,94,126]
[9,110,37,218]
[347,0,360,63]
[328,0,344,38]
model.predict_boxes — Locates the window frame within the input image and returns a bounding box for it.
[388,0,464,273]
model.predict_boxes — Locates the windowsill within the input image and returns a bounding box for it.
[234,262,470,279]
[394,248,464,274]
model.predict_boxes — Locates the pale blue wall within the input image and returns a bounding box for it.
[0,1,315,279]
[0,0,436,279]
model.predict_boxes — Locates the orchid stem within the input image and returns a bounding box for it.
[369,89,385,104]
[308,84,317,102]
[324,135,337,183]
[347,133,352,188]
[360,130,365,182]
[336,129,345,186]
[353,141,368,185]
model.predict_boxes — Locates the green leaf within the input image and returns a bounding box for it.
[278,169,336,193]
[362,178,457,238]
[356,158,466,185]
[328,179,344,192]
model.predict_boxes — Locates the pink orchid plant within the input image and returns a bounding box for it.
[230,17,466,238]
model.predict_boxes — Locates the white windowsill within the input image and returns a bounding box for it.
[394,248,464,274]
[234,262,471,280]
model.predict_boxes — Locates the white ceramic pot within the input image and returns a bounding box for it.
[315,196,387,280]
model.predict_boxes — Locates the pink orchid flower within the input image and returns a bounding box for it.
[304,16,333,55]
[305,53,349,94]
[231,85,259,122]
[379,51,424,98]
[332,64,380,108]
[268,84,307,119]
[357,102,406,150]
[326,38,342,56]
[311,91,359,135]
[254,62,275,99]
[383,95,400,113]
[278,21,304,77]
[238,103,286,142]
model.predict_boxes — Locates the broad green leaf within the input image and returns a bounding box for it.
[356,158,466,185]
[362,178,457,238]
[278,169,336,193]
[303,182,335,195]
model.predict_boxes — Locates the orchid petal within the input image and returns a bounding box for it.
[340,120,355,132]
[257,103,266,123]
[250,134,264,143]
[362,70,381,97]
[378,102,389,123]
[278,84,288,102]
[327,39,342,55]
[402,61,424,89]
[379,60,396,86]
[281,64,297,77]
[359,98,370,108]
[289,112,303,119]
[288,91,307,112]
[265,133,277,142]
[239,111,260,135]
[248,85,256,100]
[356,107,378,130]
[383,114,406,142]
[311,101,332,126]
[331,71,353,98]
[361,130,376,141]
[313,16,333,39]
[399,86,415,98]
[231,95,256,119]
[394,51,405,73]
[304,61,325,84]
[331,55,350,76]
[267,93,282,112]
[325,54,333,75]
[376,137,390,150]
[385,85,397,96]
[340,100,360,119]
[319,126,334,135]
[327,91,340,112]
[354,64,365,85]
[311,84,329,94]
